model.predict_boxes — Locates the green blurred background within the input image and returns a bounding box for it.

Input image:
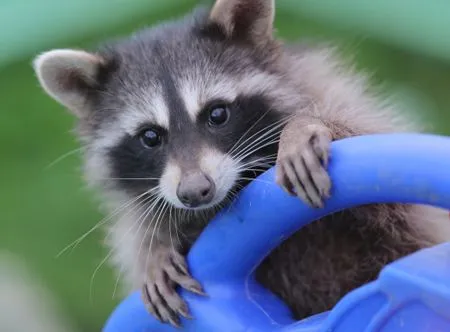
[1,1,450,330]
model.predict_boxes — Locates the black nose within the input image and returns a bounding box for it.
[177,172,215,208]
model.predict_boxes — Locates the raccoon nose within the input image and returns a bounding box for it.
[177,172,215,208]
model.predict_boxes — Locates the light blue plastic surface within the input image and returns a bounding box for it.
[103,133,450,332]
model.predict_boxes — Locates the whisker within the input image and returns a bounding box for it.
[237,177,274,185]
[45,147,85,170]
[56,190,153,258]
[227,108,273,157]
[144,199,169,274]
[89,247,116,304]
[167,204,181,255]
[111,194,160,299]
[98,177,161,181]
[233,123,284,162]
[173,208,183,244]
[235,138,281,164]
[104,192,157,242]
[92,196,155,301]
[239,168,272,175]
[229,109,291,157]
[236,155,278,170]
[134,194,164,267]
[231,115,290,160]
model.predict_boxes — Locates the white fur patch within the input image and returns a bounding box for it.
[178,71,280,121]
[178,76,238,121]
[88,90,170,154]
[178,81,200,122]
[159,162,184,208]
[199,147,238,207]
[120,93,170,135]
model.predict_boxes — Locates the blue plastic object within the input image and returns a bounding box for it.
[103,133,450,332]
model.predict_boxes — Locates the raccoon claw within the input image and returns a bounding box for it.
[141,247,205,327]
[276,129,331,208]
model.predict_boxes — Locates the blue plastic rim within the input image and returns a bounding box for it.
[103,133,450,332]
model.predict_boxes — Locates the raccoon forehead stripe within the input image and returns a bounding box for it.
[178,72,281,121]
[121,93,170,135]
[178,78,238,121]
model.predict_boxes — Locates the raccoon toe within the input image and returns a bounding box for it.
[143,248,205,326]
[142,283,180,327]
[276,131,331,208]
[142,276,186,327]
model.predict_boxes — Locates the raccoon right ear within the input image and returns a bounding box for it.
[209,0,275,44]
[33,49,106,118]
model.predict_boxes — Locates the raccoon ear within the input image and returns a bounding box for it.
[209,0,275,43]
[33,49,106,118]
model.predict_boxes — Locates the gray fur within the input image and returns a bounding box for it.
[33,0,450,327]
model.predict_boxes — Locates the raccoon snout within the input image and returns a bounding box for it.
[176,171,216,208]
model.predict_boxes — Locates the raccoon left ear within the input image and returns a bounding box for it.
[33,49,107,118]
[209,0,275,43]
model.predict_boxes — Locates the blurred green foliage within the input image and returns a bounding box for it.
[1,1,449,330]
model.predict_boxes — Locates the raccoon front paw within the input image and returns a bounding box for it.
[276,127,332,208]
[141,247,205,327]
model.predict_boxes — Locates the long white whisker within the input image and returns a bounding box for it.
[145,200,169,274]
[93,196,155,302]
[56,190,153,258]
[168,205,177,255]
[45,147,85,169]
[235,138,281,164]
[231,115,289,159]
[111,194,159,299]
[237,177,274,185]
[228,108,273,157]
[233,133,280,167]
[233,121,285,161]
[229,109,291,157]
[236,155,278,170]
[134,194,164,275]
[104,192,157,242]
[98,177,161,181]
[174,208,183,244]
[89,248,115,304]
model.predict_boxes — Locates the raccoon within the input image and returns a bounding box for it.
[33,0,450,327]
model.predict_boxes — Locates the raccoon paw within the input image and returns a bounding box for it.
[141,247,205,327]
[276,127,331,208]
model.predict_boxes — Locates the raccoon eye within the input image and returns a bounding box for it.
[139,128,161,148]
[208,104,230,127]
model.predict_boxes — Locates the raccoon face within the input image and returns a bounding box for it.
[33,0,292,211]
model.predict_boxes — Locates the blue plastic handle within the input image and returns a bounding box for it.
[103,133,450,332]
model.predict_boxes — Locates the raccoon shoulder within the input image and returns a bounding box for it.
[280,43,418,136]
